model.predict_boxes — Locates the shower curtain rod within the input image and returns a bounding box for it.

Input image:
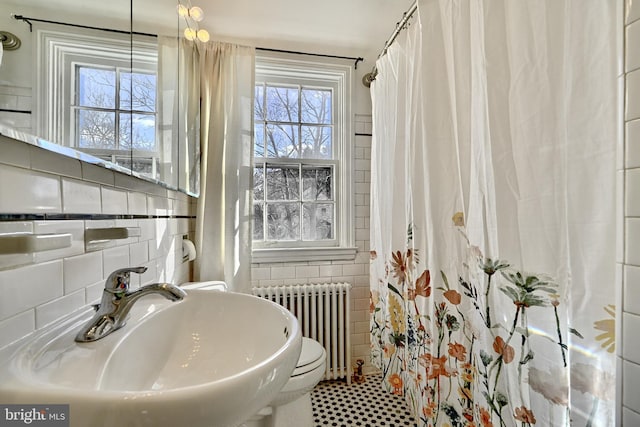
[12,14,364,68]
[363,0,417,87]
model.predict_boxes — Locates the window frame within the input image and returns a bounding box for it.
[252,55,355,263]
[35,27,158,174]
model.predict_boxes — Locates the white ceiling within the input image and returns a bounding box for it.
[13,0,415,60]
[192,0,415,57]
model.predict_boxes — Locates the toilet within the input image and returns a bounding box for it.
[181,281,327,427]
[244,337,326,427]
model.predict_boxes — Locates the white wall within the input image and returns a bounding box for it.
[620,1,640,425]
[0,135,194,349]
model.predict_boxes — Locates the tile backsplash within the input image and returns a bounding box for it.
[0,85,32,133]
[0,134,195,349]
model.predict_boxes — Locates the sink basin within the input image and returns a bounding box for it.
[0,289,302,427]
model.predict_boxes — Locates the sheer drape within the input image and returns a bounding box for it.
[370,1,617,426]
[195,42,255,292]
[157,36,200,192]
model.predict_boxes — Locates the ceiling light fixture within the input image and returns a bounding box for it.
[189,6,204,22]
[196,29,210,42]
[177,2,209,42]
[176,4,189,17]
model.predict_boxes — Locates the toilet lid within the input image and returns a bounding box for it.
[292,338,325,377]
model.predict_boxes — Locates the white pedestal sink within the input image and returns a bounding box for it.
[0,290,302,427]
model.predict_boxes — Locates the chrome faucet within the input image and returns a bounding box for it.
[75,266,187,343]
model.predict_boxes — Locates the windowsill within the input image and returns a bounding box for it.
[251,246,357,264]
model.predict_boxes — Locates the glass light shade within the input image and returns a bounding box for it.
[184,27,197,41]
[176,4,189,17]
[189,6,204,22]
[197,29,210,42]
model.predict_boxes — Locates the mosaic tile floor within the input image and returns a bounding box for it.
[311,374,417,427]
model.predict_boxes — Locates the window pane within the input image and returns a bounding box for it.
[266,124,299,158]
[302,166,332,200]
[266,86,299,122]
[254,123,265,157]
[301,126,332,159]
[120,72,156,112]
[255,85,265,120]
[266,165,299,200]
[131,157,156,176]
[253,203,264,241]
[267,203,300,241]
[301,89,331,124]
[119,113,156,151]
[119,113,154,150]
[118,113,156,151]
[253,166,264,201]
[77,110,115,148]
[119,113,132,150]
[303,203,334,240]
[114,156,156,177]
[78,67,115,108]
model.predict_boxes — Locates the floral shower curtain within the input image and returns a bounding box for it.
[369,1,617,426]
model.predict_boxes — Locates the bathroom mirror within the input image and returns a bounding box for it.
[0,0,199,196]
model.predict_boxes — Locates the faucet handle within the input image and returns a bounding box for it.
[104,266,147,294]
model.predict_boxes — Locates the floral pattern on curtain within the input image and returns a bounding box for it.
[371,218,615,426]
[369,1,617,426]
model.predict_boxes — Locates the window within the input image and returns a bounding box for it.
[252,56,355,262]
[37,28,158,178]
[73,66,158,175]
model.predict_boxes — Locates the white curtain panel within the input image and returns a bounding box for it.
[157,36,200,192]
[195,42,255,292]
[370,1,617,426]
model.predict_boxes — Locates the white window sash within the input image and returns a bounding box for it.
[36,26,156,149]
[253,55,354,259]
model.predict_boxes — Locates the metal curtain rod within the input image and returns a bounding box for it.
[13,14,364,68]
[257,47,363,69]
[12,15,156,38]
[363,0,418,87]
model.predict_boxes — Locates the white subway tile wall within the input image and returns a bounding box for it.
[0,85,32,133]
[629,21,640,73]
[0,164,62,213]
[0,311,36,352]
[0,135,194,349]
[619,170,626,264]
[32,220,85,263]
[62,178,102,214]
[251,115,375,375]
[623,3,640,422]
[101,187,129,215]
[627,70,640,121]
[628,0,640,25]
[626,119,640,168]
[624,407,640,426]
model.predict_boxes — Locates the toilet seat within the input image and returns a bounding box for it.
[291,338,325,377]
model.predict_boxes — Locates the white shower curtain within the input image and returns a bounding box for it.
[195,42,255,292]
[370,1,617,426]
